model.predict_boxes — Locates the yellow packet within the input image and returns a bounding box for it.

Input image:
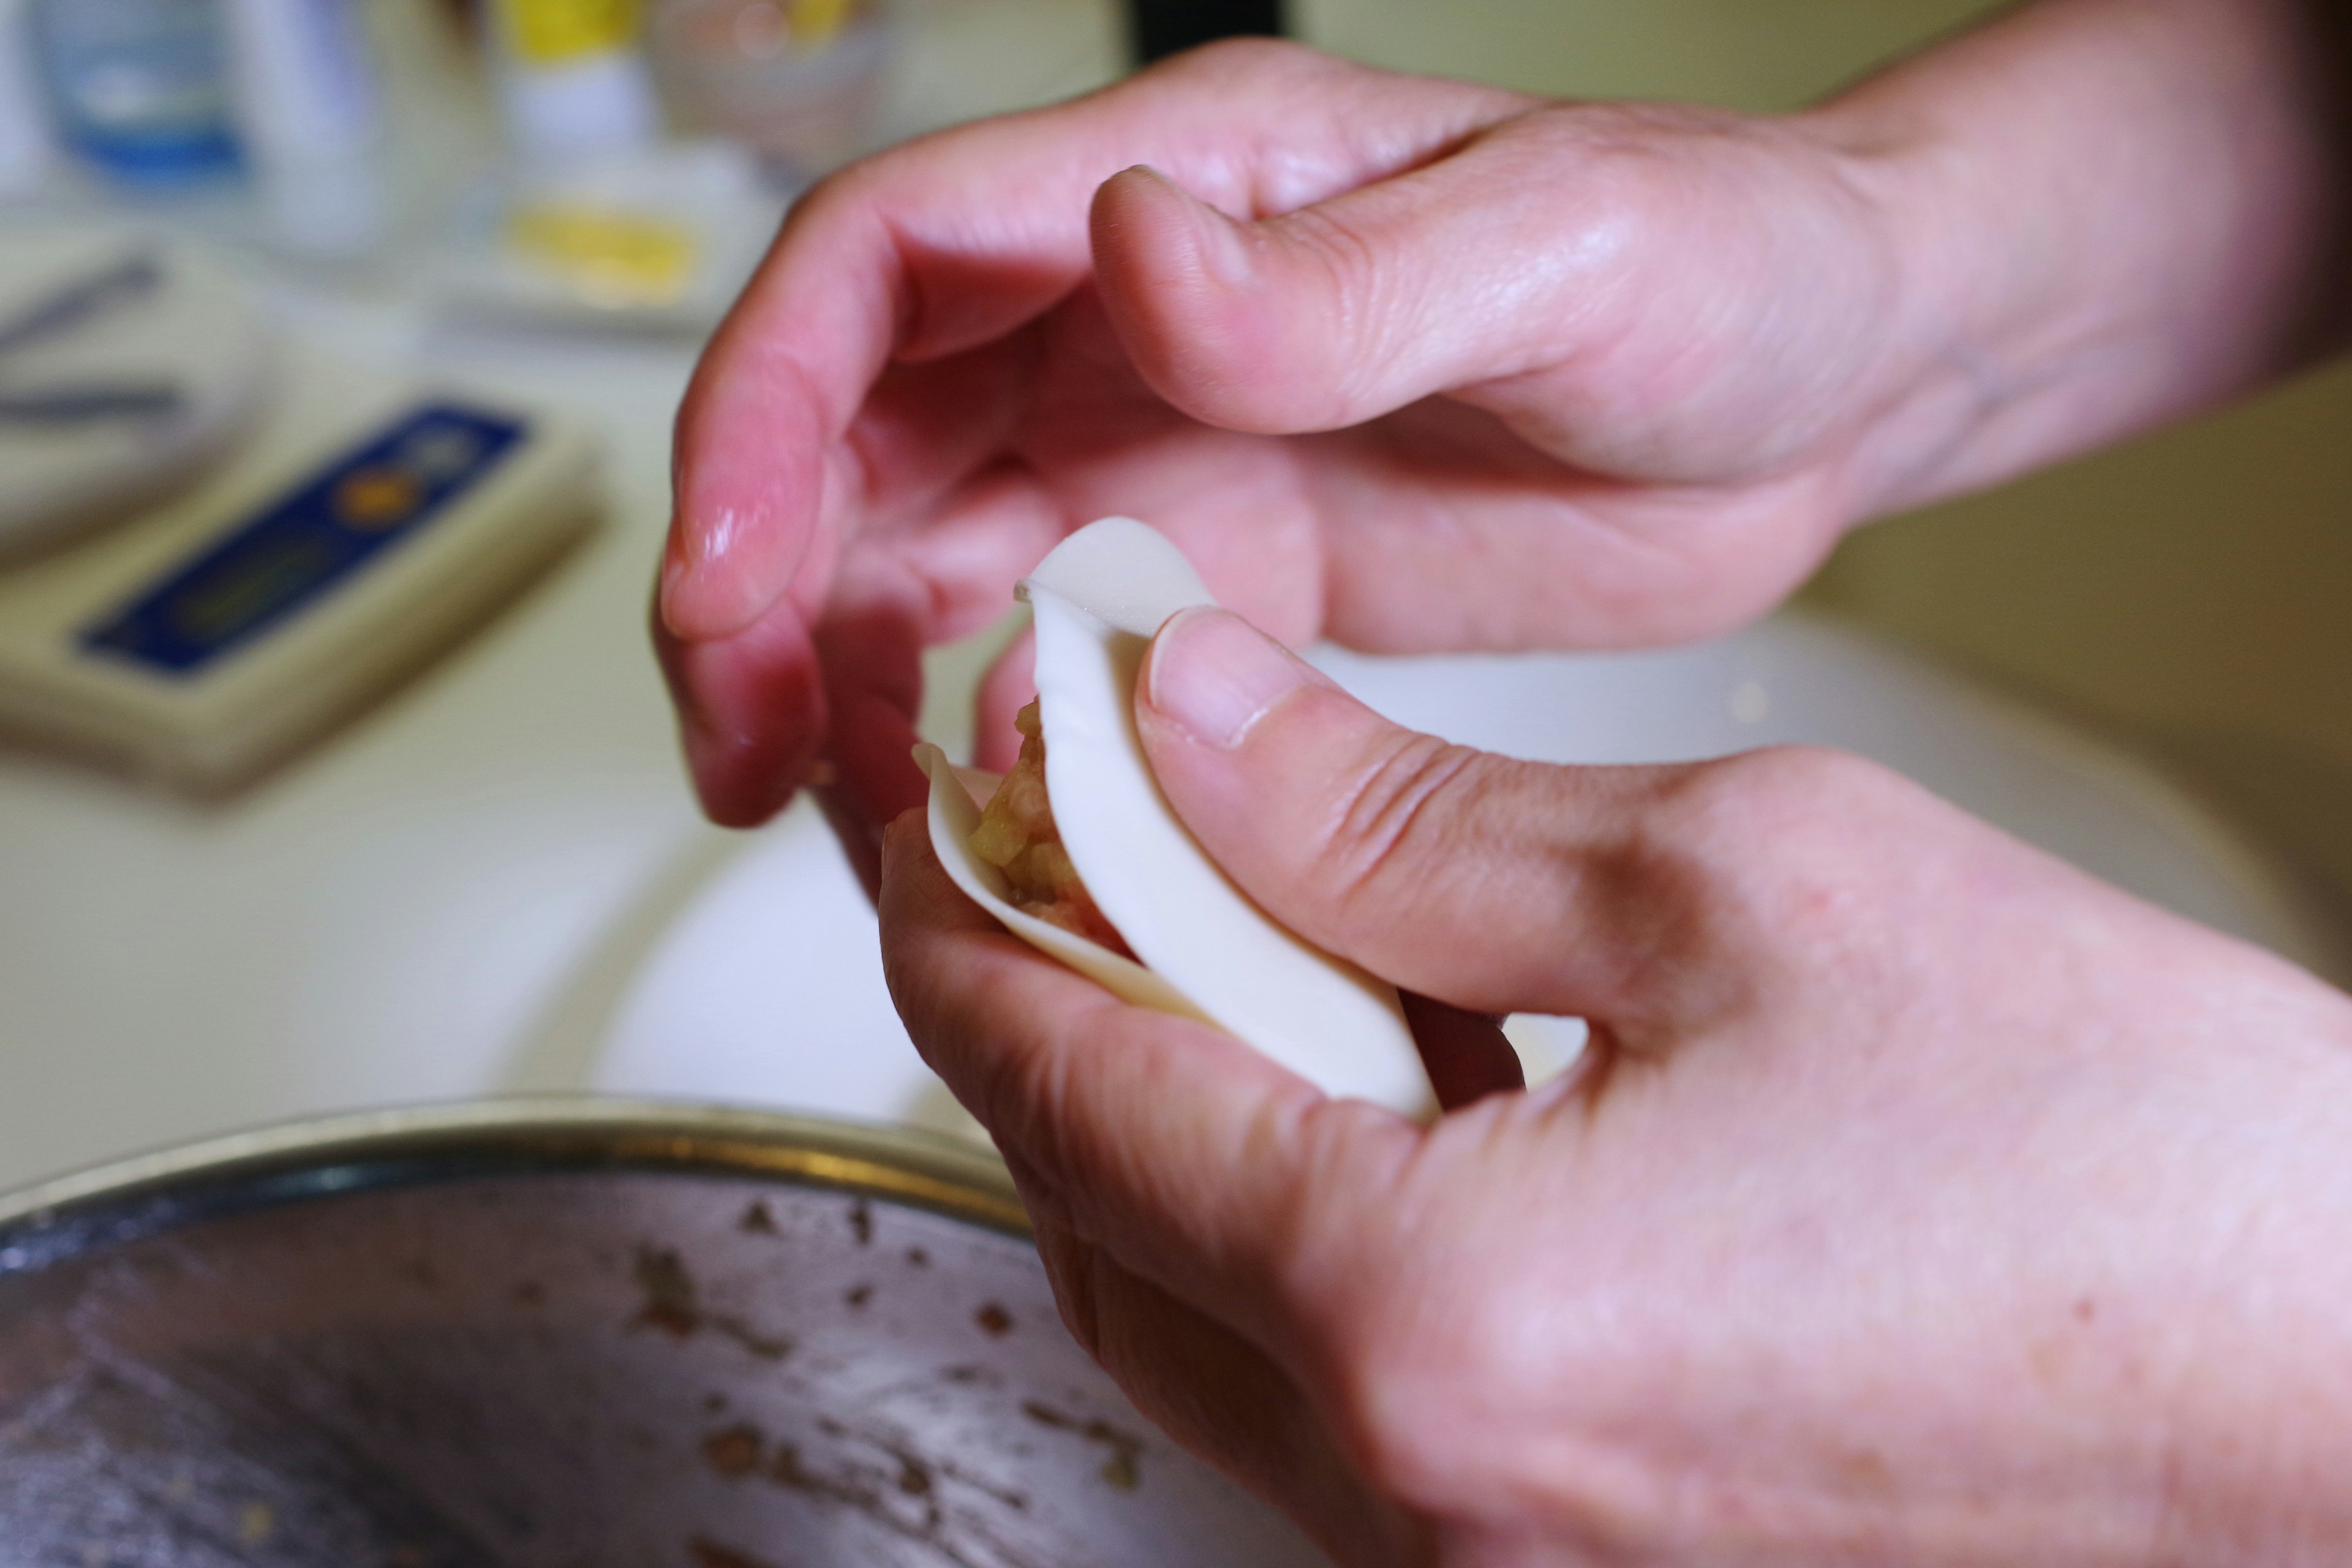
[792,0,856,49]
[508,203,699,308]
[498,0,644,66]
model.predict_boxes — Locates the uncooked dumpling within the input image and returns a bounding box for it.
[917,517,1433,1118]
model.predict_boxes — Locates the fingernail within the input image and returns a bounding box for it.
[657,521,698,635]
[1134,165,1252,288]
[1145,606,1321,748]
[665,372,804,638]
[668,496,748,611]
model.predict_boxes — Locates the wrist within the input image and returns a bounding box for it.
[1787,0,2352,523]
[1777,101,2000,522]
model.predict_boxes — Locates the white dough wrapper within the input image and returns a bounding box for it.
[918,516,1434,1120]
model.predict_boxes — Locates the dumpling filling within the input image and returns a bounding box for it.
[968,700,1133,956]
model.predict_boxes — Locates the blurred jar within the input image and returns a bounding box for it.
[0,0,58,198]
[646,0,892,181]
[488,0,665,167]
[28,0,244,187]
[222,0,388,258]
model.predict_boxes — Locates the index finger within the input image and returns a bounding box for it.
[876,806,1416,1341]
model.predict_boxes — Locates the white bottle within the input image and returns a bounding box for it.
[221,0,385,257]
[0,0,57,199]
[488,0,662,169]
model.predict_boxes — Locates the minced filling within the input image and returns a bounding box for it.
[968,700,1133,955]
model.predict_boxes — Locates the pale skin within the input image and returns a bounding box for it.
[661,0,2352,1560]
[884,609,2352,1564]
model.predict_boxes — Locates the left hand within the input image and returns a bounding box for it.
[656,40,1967,864]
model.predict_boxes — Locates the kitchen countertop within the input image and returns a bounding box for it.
[0,0,1121,1193]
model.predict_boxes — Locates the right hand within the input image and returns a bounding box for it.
[658,40,1975,852]
[880,606,2352,1566]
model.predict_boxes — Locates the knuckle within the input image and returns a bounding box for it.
[1314,1261,1585,1513]
[913,957,1075,1169]
[1673,744,1894,846]
[1270,204,1393,405]
[1278,197,1383,286]
[990,1006,1090,1163]
[1327,1327,1499,1503]
[1031,1222,1106,1357]
[1310,1267,1686,1550]
[794,156,881,222]
[1316,733,1483,927]
[1651,744,1915,941]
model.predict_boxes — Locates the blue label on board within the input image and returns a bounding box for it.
[80,405,527,677]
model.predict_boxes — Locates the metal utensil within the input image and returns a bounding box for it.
[0,382,185,423]
[0,250,164,363]
[0,1101,1327,1567]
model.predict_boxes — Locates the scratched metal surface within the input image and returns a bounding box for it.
[0,1109,1327,1568]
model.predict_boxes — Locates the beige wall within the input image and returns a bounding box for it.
[1294,0,1995,108]
[1296,0,2352,906]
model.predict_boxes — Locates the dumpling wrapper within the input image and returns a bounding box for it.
[918,516,1434,1119]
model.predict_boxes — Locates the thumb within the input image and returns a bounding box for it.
[1089,157,1608,435]
[1136,607,1732,1024]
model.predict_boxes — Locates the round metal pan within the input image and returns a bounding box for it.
[0,1099,1326,1567]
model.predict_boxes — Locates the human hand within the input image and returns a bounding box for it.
[660,39,1974,858]
[879,605,2352,1566]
